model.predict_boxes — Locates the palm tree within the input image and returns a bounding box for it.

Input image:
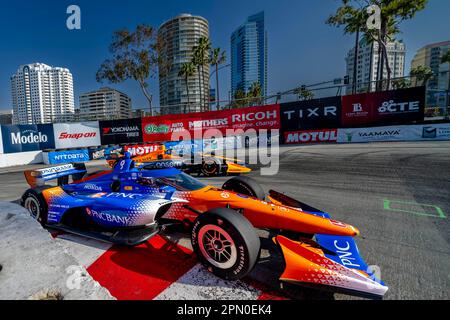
[442,50,450,64]
[192,37,211,112]
[210,48,226,109]
[294,87,315,101]
[410,66,434,87]
[178,62,196,113]
[247,82,262,106]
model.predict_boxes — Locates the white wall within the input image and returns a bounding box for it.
[0,151,43,168]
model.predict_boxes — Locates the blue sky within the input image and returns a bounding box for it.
[0,0,449,111]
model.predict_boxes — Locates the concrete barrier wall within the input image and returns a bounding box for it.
[0,151,43,168]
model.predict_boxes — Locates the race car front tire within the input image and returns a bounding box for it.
[191,208,260,281]
[222,176,265,200]
[21,187,51,226]
[201,158,221,177]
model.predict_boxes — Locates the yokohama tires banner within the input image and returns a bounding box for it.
[54,122,101,149]
[341,87,425,127]
[99,119,143,145]
[142,104,280,142]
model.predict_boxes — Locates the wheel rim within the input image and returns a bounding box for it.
[203,162,218,175]
[24,197,40,222]
[198,224,237,269]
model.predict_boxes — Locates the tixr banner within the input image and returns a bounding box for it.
[281,97,341,131]
[341,87,425,127]
[142,104,280,142]
[1,124,55,154]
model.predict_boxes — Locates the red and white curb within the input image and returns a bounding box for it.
[54,233,287,300]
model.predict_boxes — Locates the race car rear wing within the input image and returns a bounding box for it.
[24,163,87,188]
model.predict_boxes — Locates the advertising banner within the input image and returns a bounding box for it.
[142,104,280,142]
[281,97,341,131]
[123,144,164,157]
[341,87,425,127]
[337,126,411,143]
[99,119,143,145]
[1,124,55,154]
[284,129,338,144]
[54,122,101,149]
[0,127,3,154]
[409,123,450,141]
[45,149,90,165]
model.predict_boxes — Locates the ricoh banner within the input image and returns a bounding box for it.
[0,124,55,154]
[53,122,101,149]
[142,104,280,142]
[341,87,426,127]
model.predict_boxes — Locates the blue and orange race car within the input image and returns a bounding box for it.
[21,153,388,299]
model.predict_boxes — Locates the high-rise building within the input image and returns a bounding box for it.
[79,87,132,121]
[345,40,406,94]
[158,14,210,114]
[0,111,13,125]
[411,41,450,110]
[231,12,268,98]
[11,63,75,124]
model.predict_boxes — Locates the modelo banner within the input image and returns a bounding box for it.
[141,104,280,142]
[281,97,341,131]
[99,118,143,145]
[1,124,55,154]
[341,87,425,127]
[45,149,90,165]
[53,122,101,149]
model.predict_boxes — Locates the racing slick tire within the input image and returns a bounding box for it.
[222,176,265,200]
[201,158,222,177]
[21,187,52,226]
[191,208,260,281]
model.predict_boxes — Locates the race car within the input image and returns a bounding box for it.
[21,154,388,299]
[106,144,252,177]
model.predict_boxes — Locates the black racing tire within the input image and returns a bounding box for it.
[201,158,221,177]
[21,187,52,226]
[191,208,260,281]
[222,176,265,200]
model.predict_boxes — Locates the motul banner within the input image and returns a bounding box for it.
[284,129,338,144]
[281,97,341,131]
[142,104,280,142]
[53,122,101,149]
[124,144,164,157]
[99,118,143,145]
[341,87,425,127]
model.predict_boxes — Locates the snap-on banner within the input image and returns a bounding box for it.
[1,124,55,154]
[341,87,425,127]
[280,97,341,131]
[53,122,101,149]
[99,119,143,145]
[141,104,281,142]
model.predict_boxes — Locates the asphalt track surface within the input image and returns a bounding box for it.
[0,141,449,300]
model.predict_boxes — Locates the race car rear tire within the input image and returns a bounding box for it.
[191,208,260,281]
[21,187,51,226]
[222,176,265,200]
[201,158,221,177]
